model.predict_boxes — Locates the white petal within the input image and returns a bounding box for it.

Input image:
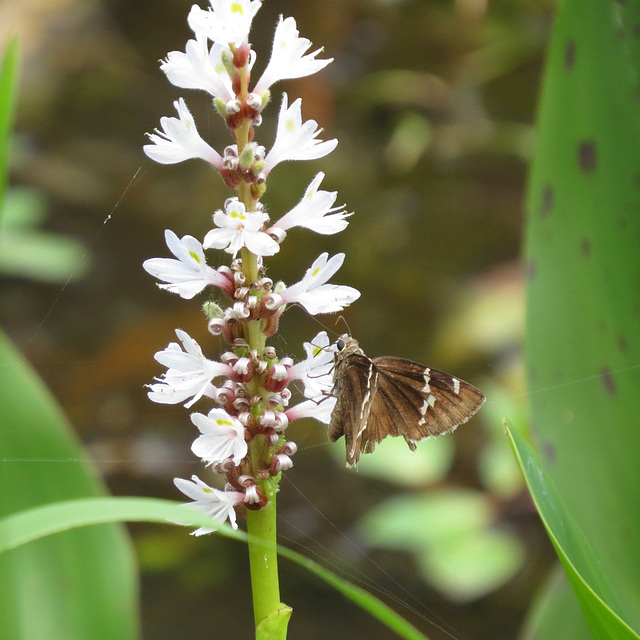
[144,98,222,167]
[264,94,337,173]
[243,231,280,256]
[296,284,361,315]
[254,16,332,93]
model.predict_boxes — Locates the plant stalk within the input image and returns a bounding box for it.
[246,476,286,635]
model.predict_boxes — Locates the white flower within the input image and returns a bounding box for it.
[203,198,280,257]
[188,0,262,47]
[148,330,232,408]
[174,475,244,535]
[143,229,232,299]
[286,331,335,399]
[286,396,336,425]
[264,253,360,315]
[269,172,351,238]
[254,16,333,93]
[161,33,234,102]
[191,408,248,465]
[264,94,337,174]
[144,98,222,166]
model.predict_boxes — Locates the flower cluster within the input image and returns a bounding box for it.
[144,0,358,534]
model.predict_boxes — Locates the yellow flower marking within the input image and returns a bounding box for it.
[311,267,321,277]
[203,486,213,494]
[231,3,244,16]
[230,209,247,220]
[285,117,295,133]
[216,418,234,427]
[313,346,323,357]
[189,250,201,264]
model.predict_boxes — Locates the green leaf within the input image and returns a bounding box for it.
[524,0,640,633]
[0,331,140,640]
[507,426,639,640]
[0,496,431,640]
[0,38,19,210]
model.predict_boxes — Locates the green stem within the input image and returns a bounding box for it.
[246,477,288,636]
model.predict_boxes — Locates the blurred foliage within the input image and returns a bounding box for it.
[0,36,140,640]
[0,186,89,281]
[1,0,555,639]
[0,36,18,207]
[358,488,525,602]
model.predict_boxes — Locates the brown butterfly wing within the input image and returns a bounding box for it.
[356,356,485,460]
[327,352,379,466]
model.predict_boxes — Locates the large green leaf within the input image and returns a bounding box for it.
[523,0,640,633]
[508,427,638,640]
[0,497,431,640]
[0,332,140,640]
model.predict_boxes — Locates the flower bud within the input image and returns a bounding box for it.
[203,301,224,319]
[238,144,256,170]
[246,92,262,111]
[225,99,242,115]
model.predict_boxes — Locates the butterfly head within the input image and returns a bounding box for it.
[334,334,363,358]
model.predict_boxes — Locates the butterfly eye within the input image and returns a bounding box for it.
[336,339,345,351]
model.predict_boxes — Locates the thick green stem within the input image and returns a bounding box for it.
[246,477,287,635]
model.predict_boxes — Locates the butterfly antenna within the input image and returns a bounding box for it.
[287,303,341,338]
[335,315,351,335]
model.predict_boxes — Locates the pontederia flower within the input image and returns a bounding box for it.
[161,34,234,102]
[264,94,338,174]
[187,0,262,47]
[203,198,280,257]
[264,252,360,315]
[143,229,233,299]
[191,408,248,465]
[254,16,333,94]
[144,1,361,628]
[144,98,223,166]
[148,330,232,407]
[174,475,245,534]
[268,172,351,241]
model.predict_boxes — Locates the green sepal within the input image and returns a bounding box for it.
[214,96,227,118]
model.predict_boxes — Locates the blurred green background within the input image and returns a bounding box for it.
[1,0,555,638]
